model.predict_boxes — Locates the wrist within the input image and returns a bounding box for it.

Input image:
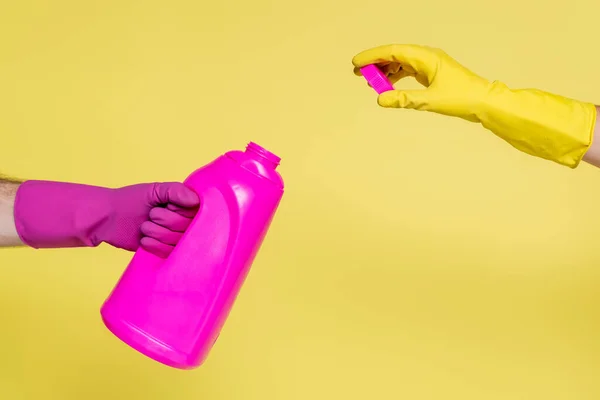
[475,82,595,168]
[14,180,114,249]
[457,77,496,124]
[475,80,509,123]
[0,180,23,246]
[581,106,600,167]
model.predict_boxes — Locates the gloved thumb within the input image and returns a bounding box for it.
[378,90,433,110]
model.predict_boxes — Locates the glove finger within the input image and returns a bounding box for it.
[352,44,439,83]
[153,182,200,208]
[140,236,174,259]
[166,203,199,218]
[140,221,183,246]
[149,207,193,232]
[381,63,401,76]
[378,90,433,110]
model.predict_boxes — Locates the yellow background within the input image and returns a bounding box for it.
[1,0,600,398]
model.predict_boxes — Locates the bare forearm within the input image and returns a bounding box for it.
[581,106,600,168]
[0,178,24,247]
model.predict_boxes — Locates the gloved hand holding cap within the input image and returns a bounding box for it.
[353,44,597,168]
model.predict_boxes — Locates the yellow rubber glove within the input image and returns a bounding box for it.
[352,44,597,168]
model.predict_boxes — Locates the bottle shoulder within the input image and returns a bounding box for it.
[225,151,284,189]
[184,153,284,190]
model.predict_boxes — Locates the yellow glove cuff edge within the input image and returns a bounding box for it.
[570,103,597,169]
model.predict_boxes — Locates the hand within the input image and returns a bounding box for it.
[352,44,597,168]
[99,183,200,257]
[353,44,490,121]
[14,181,200,258]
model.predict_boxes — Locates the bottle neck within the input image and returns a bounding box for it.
[245,142,280,170]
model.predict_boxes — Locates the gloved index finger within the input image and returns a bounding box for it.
[352,44,438,78]
[166,203,198,218]
[153,182,200,208]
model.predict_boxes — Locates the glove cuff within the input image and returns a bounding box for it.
[14,180,112,249]
[478,81,596,168]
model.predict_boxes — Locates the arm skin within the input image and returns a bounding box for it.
[582,106,600,167]
[0,178,23,247]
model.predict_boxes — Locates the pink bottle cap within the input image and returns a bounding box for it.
[360,64,394,94]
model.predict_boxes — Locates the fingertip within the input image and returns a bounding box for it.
[182,188,200,207]
[352,45,393,67]
[352,51,378,68]
[148,207,162,222]
[173,185,200,208]
[377,91,399,108]
[140,220,154,236]
[166,203,199,218]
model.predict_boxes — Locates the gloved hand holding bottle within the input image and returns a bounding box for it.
[353,44,600,168]
[0,179,199,257]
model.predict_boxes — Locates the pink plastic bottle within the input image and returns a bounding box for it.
[100,142,284,369]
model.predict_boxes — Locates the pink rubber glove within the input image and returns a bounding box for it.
[14,181,199,258]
